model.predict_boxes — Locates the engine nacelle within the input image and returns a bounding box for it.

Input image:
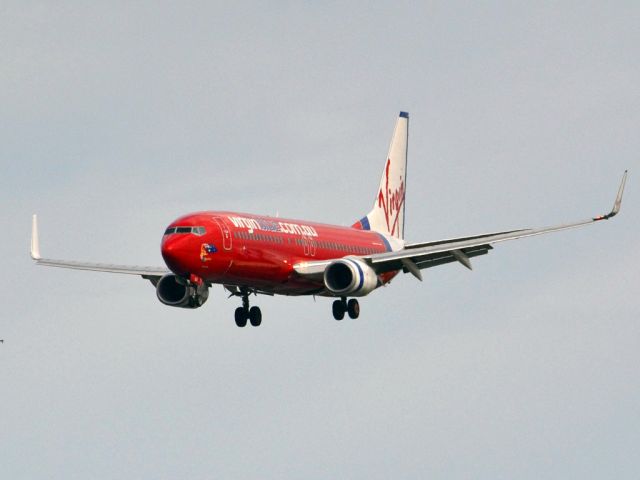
[156,274,209,309]
[323,257,379,297]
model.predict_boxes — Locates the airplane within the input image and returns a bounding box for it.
[31,112,627,327]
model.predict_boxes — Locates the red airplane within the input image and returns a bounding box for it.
[31,112,627,327]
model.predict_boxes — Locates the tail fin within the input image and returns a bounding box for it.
[354,111,409,239]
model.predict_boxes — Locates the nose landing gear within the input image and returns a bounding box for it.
[332,297,360,320]
[231,287,263,327]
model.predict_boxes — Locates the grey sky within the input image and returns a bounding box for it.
[1,2,639,479]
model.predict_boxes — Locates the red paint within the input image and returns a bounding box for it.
[161,211,398,294]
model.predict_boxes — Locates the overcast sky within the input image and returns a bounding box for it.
[1,2,639,479]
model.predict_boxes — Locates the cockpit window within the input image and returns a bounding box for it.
[166,226,207,235]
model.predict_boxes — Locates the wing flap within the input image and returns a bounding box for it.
[373,244,493,274]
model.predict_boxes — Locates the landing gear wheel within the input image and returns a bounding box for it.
[235,307,248,327]
[347,299,360,319]
[332,300,346,320]
[249,306,262,327]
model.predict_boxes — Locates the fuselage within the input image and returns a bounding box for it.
[161,211,400,295]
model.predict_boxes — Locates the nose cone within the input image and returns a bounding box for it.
[161,235,190,275]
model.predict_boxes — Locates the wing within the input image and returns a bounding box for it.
[295,171,627,281]
[30,215,169,285]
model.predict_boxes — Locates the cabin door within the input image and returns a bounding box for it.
[212,216,232,251]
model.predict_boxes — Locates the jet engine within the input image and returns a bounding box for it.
[156,274,209,309]
[323,257,379,297]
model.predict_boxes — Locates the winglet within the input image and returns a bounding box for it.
[610,170,628,217]
[31,214,41,260]
[594,170,628,221]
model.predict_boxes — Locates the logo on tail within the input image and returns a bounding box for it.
[377,159,405,237]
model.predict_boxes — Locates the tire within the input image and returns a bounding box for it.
[235,307,248,327]
[332,300,345,320]
[347,299,360,319]
[249,306,262,327]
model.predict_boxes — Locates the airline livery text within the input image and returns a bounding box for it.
[227,216,318,237]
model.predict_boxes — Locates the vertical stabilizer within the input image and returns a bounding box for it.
[354,112,409,239]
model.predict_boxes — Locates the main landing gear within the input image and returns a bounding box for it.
[233,288,262,327]
[332,297,360,320]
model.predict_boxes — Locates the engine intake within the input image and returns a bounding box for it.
[323,258,379,297]
[156,274,209,309]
